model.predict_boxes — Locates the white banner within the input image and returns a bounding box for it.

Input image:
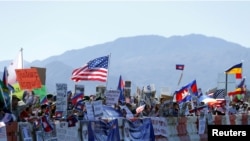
[105,90,120,106]
[56,121,80,141]
[55,83,68,117]
[93,100,103,117]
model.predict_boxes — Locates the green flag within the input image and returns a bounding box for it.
[0,80,7,108]
[12,83,47,100]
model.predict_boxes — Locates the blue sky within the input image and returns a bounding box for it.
[1,1,250,62]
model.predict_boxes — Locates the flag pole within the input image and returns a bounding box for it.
[177,71,183,87]
[225,73,228,97]
[20,47,24,69]
[173,66,184,102]
[105,53,111,90]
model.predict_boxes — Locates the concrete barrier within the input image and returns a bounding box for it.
[2,114,250,141]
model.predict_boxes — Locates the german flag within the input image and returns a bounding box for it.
[225,63,242,79]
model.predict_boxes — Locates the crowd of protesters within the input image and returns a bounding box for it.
[0,88,250,125]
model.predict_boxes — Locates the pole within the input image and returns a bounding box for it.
[177,71,183,87]
[172,70,184,102]
[105,53,111,90]
[20,47,24,69]
[225,73,228,97]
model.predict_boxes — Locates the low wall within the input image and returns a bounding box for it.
[2,114,250,141]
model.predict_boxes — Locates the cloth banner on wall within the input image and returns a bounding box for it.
[87,119,120,141]
[123,118,155,141]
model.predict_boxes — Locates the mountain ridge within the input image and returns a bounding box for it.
[1,34,249,96]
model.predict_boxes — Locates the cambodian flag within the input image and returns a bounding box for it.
[67,115,78,127]
[176,64,184,70]
[71,93,83,105]
[189,80,198,96]
[40,96,48,105]
[55,111,63,119]
[175,80,198,103]
[41,116,53,132]
[117,75,125,104]
[75,101,84,111]
[175,85,191,104]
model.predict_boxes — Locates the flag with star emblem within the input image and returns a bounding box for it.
[175,80,197,103]
[71,55,109,82]
[176,64,184,70]
[71,93,84,105]
[41,116,53,132]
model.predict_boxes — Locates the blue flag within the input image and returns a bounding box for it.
[117,75,125,104]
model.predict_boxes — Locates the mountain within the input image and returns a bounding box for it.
[1,34,250,96]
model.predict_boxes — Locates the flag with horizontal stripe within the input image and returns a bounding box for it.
[213,89,226,99]
[225,63,242,79]
[176,64,184,70]
[71,55,109,82]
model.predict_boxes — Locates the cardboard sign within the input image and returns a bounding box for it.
[6,121,18,141]
[31,67,46,85]
[15,68,42,90]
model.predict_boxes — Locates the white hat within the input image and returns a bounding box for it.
[17,101,28,112]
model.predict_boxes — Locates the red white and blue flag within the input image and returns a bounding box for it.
[67,115,78,127]
[71,55,109,82]
[40,96,48,105]
[175,80,198,103]
[41,116,53,132]
[75,101,84,111]
[55,111,63,119]
[117,75,125,103]
[71,93,84,105]
[176,64,184,70]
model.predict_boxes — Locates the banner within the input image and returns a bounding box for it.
[105,90,120,106]
[87,119,120,141]
[123,118,155,141]
[56,121,80,141]
[0,122,7,141]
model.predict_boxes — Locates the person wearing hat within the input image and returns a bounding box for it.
[11,95,20,121]
[19,105,34,122]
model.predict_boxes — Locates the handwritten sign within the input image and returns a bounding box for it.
[75,84,84,94]
[150,117,168,137]
[105,90,120,106]
[6,121,18,141]
[56,83,68,118]
[56,121,80,141]
[198,116,206,134]
[85,102,94,120]
[0,122,7,141]
[81,121,88,141]
[93,100,103,118]
[19,122,33,141]
[15,68,42,90]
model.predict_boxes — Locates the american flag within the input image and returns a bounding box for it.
[136,104,145,114]
[71,56,109,82]
[213,89,226,99]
